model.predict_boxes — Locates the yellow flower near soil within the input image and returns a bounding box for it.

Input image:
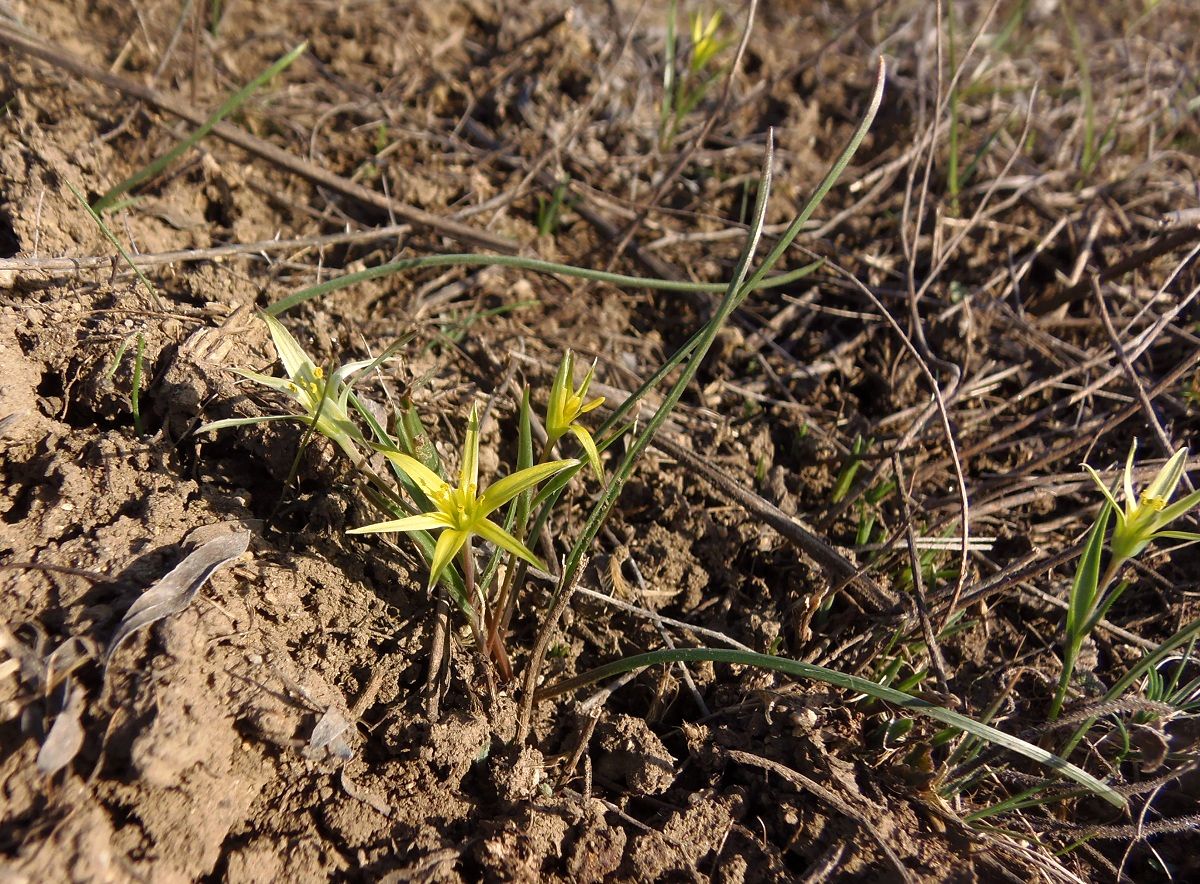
[689,10,726,72]
[545,350,605,479]
[349,405,576,589]
[1084,442,1200,562]
[197,312,374,459]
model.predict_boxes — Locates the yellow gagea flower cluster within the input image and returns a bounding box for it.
[349,406,576,589]
[201,315,608,593]
[1084,442,1200,562]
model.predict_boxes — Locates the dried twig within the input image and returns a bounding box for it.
[0,23,516,255]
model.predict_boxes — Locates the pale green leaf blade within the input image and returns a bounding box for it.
[1067,500,1111,640]
[460,405,480,492]
[229,367,297,394]
[331,358,377,386]
[1156,488,1200,525]
[1145,447,1188,503]
[1123,442,1138,509]
[1151,530,1200,543]
[1083,465,1123,514]
[261,313,315,379]
[546,350,573,440]
[196,414,301,433]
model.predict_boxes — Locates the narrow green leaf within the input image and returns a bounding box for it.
[1062,615,1200,756]
[93,43,307,212]
[267,254,822,315]
[1066,500,1111,642]
[196,413,302,433]
[260,312,314,380]
[66,181,162,308]
[536,647,1123,808]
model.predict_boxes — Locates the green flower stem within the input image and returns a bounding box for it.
[1049,555,1125,721]
[453,536,506,691]
[489,431,562,674]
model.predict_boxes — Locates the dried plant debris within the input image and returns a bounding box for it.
[36,682,85,776]
[106,529,250,662]
[307,706,354,761]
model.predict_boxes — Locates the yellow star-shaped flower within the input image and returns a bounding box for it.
[1085,442,1200,562]
[545,350,605,479]
[349,405,576,589]
[198,312,375,459]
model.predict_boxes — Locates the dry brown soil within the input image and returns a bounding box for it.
[2,1,1200,881]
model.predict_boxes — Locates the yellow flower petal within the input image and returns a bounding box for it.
[476,518,544,570]
[478,459,578,515]
[347,513,450,534]
[428,529,469,590]
[570,424,604,480]
[546,350,574,440]
[382,450,449,502]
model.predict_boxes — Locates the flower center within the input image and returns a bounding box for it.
[1139,494,1168,513]
[437,484,479,529]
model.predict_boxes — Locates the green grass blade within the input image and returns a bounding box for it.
[1061,615,1200,756]
[550,60,886,597]
[131,333,145,435]
[947,0,961,213]
[478,388,536,596]
[660,0,677,145]
[960,106,1016,190]
[535,647,1123,808]
[1065,501,1111,643]
[1063,5,1096,177]
[105,336,132,381]
[197,414,301,433]
[1052,501,1111,720]
[93,42,307,212]
[554,130,777,596]
[739,57,886,298]
[66,181,163,309]
[268,253,821,315]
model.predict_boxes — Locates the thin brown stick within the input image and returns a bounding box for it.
[725,749,916,884]
[1091,280,1180,469]
[1029,224,1200,314]
[649,433,897,615]
[0,224,413,276]
[424,589,451,721]
[0,24,517,255]
[891,453,950,690]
